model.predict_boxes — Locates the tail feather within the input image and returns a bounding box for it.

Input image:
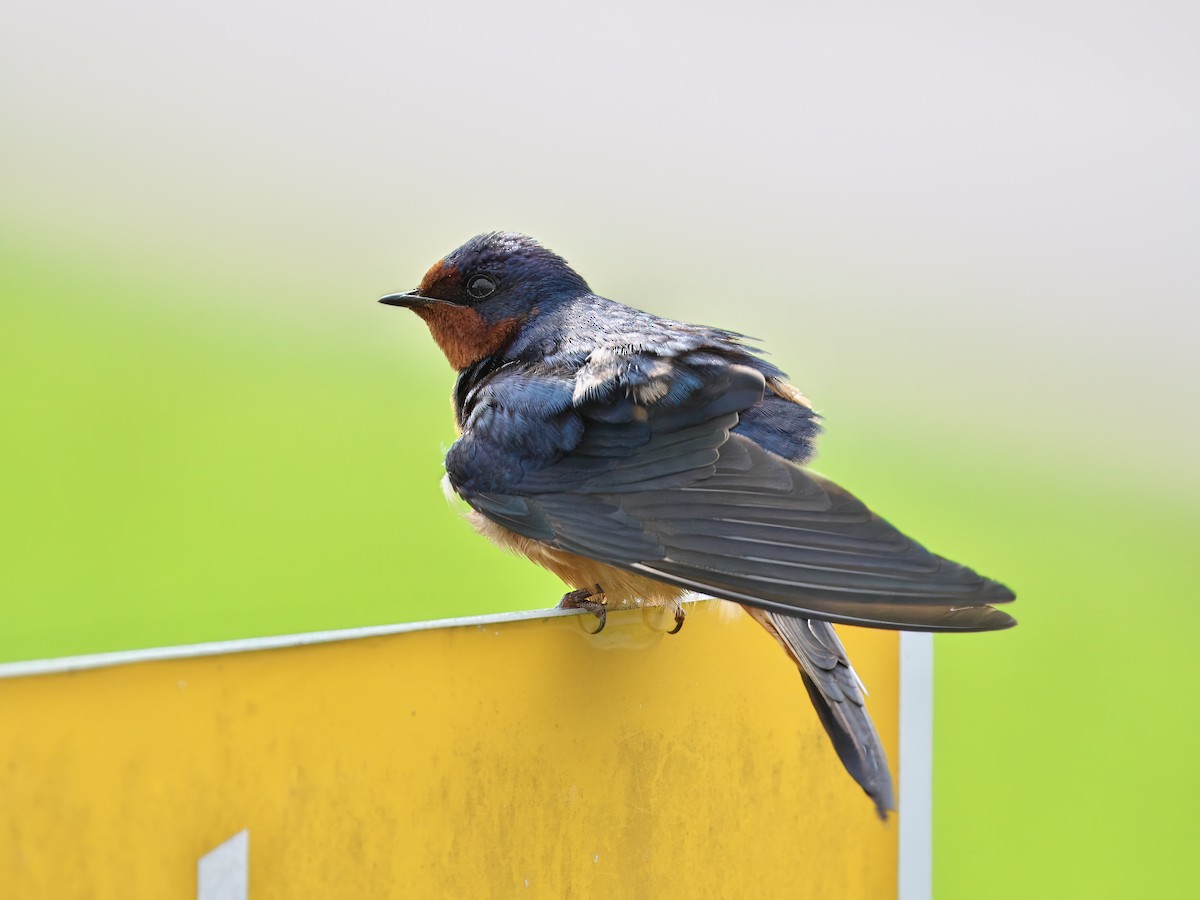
[753,608,895,818]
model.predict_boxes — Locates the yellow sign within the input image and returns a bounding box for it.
[1,603,907,898]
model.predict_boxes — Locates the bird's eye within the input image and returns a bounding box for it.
[466,274,497,299]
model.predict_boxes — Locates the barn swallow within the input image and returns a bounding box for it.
[380,232,1015,817]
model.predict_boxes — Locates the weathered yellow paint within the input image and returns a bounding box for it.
[0,602,899,898]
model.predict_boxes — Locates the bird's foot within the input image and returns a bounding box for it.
[641,601,687,635]
[558,584,607,634]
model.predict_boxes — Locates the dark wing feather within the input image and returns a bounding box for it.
[447,357,1016,632]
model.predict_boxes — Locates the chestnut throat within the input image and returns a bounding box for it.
[413,305,520,371]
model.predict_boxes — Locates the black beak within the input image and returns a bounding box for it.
[378,291,463,308]
[378,290,425,308]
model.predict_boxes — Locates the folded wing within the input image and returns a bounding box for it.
[449,356,1015,632]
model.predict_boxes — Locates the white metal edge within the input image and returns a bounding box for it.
[898,631,934,900]
[0,606,585,680]
[197,829,249,900]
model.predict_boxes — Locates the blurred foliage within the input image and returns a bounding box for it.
[2,236,1196,898]
[820,422,1199,899]
[0,237,564,658]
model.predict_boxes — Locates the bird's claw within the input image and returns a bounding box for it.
[640,602,687,634]
[558,585,607,634]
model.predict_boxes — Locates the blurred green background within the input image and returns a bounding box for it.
[2,2,1197,897]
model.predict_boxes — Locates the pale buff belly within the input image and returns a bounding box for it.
[467,511,689,609]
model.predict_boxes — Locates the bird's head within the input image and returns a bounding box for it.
[379,232,588,370]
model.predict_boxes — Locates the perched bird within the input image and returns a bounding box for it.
[380,232,1015,817]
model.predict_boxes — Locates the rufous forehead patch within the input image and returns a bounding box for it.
[418,259,460,296]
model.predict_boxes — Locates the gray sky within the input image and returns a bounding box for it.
[4,0,1197,491]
